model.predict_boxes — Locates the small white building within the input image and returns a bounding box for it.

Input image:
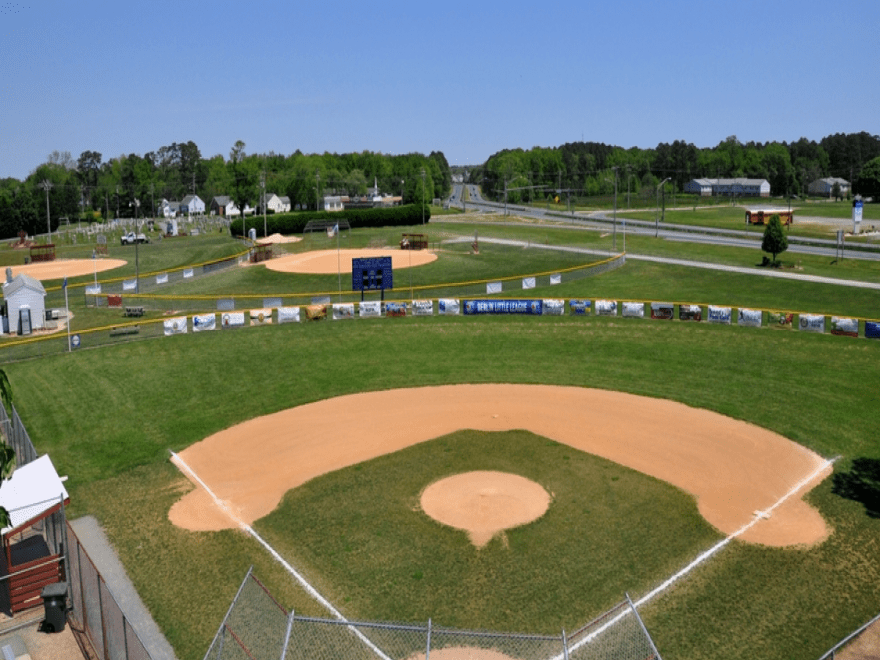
[261,193,291,214]
[180,194,206,216]
[158,199,181,218]
[808,177,850,198]
[3,271,47,335]
[324,196,345,212]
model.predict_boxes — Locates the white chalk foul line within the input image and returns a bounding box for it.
[169,451,393,660]
[551,456,837,660]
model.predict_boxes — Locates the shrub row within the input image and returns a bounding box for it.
[234,204,431,237]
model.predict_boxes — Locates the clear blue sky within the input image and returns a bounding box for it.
[1,0,877,180]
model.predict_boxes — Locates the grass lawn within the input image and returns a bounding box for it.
[2,218,880,660]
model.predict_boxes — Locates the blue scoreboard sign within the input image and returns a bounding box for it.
[352,256,393,291]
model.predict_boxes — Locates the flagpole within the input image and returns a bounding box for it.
[64,277,71,352]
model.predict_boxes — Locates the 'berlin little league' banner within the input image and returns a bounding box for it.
[569,300,591,315]
[464,300,543,315]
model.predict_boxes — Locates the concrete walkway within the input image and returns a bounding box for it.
[69,516,178,660]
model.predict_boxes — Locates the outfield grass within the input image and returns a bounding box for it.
[2,221,880,660]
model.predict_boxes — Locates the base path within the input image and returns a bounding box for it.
[169,384,831,547]
[9,258,127,281]
[264,248,436,274]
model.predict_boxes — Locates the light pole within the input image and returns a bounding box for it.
[40,180,53,242]
[261,171,267,237]
[604,168,619,250]
[421,168,426,224]
[316,170,320,212]
[655,177,671,237]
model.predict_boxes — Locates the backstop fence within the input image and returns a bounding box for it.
[66,520,153,660]
[203,570,661,660]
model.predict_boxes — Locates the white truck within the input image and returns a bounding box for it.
[120,232,149,245]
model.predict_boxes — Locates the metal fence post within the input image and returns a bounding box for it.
[561,629,569,660]
[203,566,254,660]
[626,593,662,660]
[426,618,432,660]
[279,609,295,660]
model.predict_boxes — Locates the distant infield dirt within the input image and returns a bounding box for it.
[170,384,831,548]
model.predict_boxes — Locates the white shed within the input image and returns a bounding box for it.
[2,272,46,335]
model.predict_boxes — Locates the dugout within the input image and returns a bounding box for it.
[400,233,428,250]
[0,455,70,614]
[251,243,273,263]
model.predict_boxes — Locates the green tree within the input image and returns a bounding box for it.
[761,214,788,265]
[0,368,16,529]
[854,156,880,200]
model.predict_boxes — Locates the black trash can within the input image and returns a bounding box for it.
[40,582,68,633]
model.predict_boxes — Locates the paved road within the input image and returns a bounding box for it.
[442,191,880,262]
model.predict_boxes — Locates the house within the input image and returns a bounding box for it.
[683,178,771,197]
[210,196,237,217]
[180,194,206,216]
[324,196,345,212]
[808,177,850,198]
[260,193,291,214]
[157,199,181,218]
[2,271,47,335]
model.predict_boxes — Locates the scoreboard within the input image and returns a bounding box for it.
[352,256,393,292]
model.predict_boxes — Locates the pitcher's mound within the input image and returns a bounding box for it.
[421,471,551,547]
[265,249,436,274]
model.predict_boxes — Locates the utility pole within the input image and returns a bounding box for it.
[40,180,53,242]
[316,170,320,212]
[115,185,120,219]
[149,182,155,221]
[612,166,618,251]
[261,171,267,237]
[421,168,426,224]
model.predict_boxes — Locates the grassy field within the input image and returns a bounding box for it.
[2,220,880,660]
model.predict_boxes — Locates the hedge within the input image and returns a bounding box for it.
[234,204,431,237]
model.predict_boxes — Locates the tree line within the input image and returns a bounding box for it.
[471,132,880,204]
[0,142,451,240]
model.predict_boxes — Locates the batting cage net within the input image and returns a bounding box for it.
[203,570,662,660]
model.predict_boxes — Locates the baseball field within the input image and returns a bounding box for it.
[2,217,880,660]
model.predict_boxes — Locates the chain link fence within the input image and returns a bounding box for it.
[66,520,153,660]
[204,570,661,660]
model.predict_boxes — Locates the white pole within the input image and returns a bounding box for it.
[64,279,71,352]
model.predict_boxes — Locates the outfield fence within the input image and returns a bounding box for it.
[817,610,880,659]
[203,570,661,660]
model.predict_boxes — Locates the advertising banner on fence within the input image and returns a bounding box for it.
[122,279,137,291]
[156,273,169,284]
[183,268,194,279]
[866,321,880,339]
[439,299,460,315]
[464,300,543,315]
[385,302,407,317]
[250,308,273,325]
[543,299,565,315]
[830,317,858,337]
[550,274,562,285]
[738,308,762,327]
[85,284,101,295]
[278,306,301,323]
[679,305,702,321]
[263,297,282,309]
[569,300,591,315]
[163,316,187,335]
[650,303,674,320]
[192,314,216,332]
[768,311,794,328]
[522,277,536,290]
[359,301,382,318]
[332,303,355,320]
[221,312,246,328]
[305,305,328,321]
[412,300,434,316]
[595,300,617,316]
[708,306,732,324]
[799,314,825,333]
[622,302,644,318]
[486,282,502,294]
[217,299,235,311]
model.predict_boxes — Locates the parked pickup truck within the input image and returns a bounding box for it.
[120,232,150,245]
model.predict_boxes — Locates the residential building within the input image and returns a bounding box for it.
[807,177,850,198]
[180,194,206,216]
[683,178,771,197]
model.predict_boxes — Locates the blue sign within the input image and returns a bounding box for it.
[866,321,880,339]
[71,334,81,349]
[463,299,543,315]
[352,257,393,291]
